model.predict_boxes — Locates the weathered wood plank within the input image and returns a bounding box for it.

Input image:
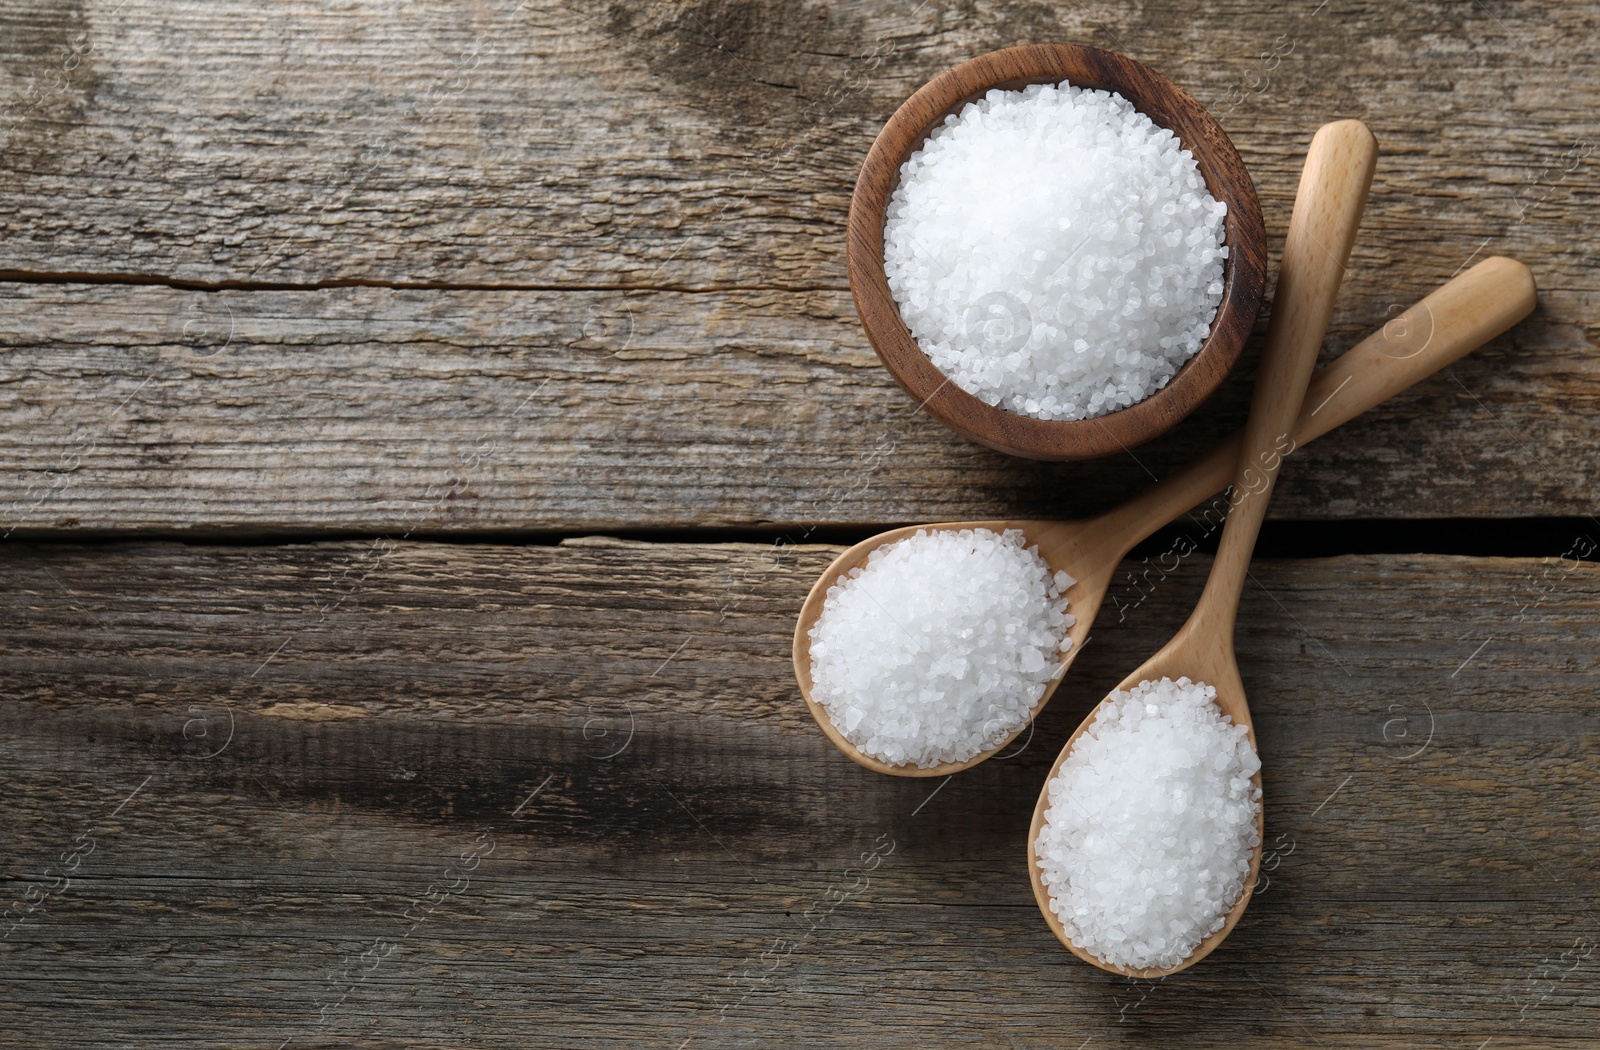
[2,540,1598,1045]
[3,0,1597,531]
[0,281,1587,533]
[0,0,1597,297]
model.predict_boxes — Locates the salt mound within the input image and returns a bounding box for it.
[1034,676,1261,970]
[807,528,1075,768]
[884,81,1228,421]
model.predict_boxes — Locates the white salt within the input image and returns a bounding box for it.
[883,82,1228,421]
[807,528,1076,768]
[1033,676,1261,970]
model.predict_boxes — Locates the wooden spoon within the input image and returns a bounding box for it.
[1023,119,1377,975]
[796,251,1535,777]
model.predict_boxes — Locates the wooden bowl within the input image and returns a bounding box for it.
[847,44,1267,461]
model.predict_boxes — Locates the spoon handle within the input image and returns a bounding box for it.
[1093,255,1536,550]
[1194,120,1377,636]
[1284,255,1535,441]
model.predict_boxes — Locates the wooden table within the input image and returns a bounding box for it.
[2,2,1597,1046]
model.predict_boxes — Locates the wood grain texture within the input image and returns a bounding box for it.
[847,43,1267,460]
[0,0,1595,294]
[0,0,1597,531]
[2,539,1599,1046]
[0,279,1587,534]
[2,1,1597,1044]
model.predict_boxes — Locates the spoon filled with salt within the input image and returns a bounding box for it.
[1022,119,1377,976]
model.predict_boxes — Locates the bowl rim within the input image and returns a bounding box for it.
[846,43,1267,461]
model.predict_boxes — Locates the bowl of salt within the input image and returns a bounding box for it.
[849,44,1267,460]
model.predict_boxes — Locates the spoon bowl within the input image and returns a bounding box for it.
[848,43,1268,460]
[1025,623,1263,977]
[793,517,1119,777]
